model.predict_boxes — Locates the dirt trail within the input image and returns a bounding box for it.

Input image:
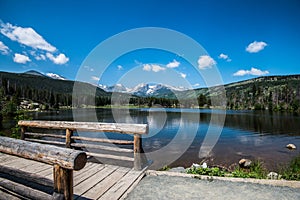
[125,175,300,200]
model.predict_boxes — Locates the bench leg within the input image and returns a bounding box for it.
[53,164,73,200]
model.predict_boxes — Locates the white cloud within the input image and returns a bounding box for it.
[218,53,231,62]
[91,76,100,81]
[46,73,66,80]
[166,59,180,68]
[246,41,267,53]
[13,53,31,64]
[233,67,269,76]
[193,83,200,87]
[151,64,166,72]
[0,21,56,52]
[0,41,9,54]
[179,72,186,78]
[117,65,123,70]
[198,55,216,69]
[143,64,151,71]
[35,54,46,61]
[46,53,69,65]
[142,64,166,72]
[83,65,94,72]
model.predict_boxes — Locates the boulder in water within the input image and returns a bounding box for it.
[239,158,252,168]
[286,144,296,149]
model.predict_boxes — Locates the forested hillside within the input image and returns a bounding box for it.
[0,71,299,112]
[0,71,110,109]
[224,75,300,111]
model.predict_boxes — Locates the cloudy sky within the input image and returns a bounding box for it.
[0,0,299,88]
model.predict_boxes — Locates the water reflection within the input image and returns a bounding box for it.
[30,108,300,170]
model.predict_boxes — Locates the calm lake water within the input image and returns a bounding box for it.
[28,108,300,170]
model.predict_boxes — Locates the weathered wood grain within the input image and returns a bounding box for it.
[53,164,73,200]
[0,177,53,200]
[86,152,134,162]
[71,143,133,153]
[0,136,87,170]
[71,136,134,145]
[25,138,65,146]
[25,132,66,139]
[18,120,148,135]
[82,167,130,199]
[0,165,53,187]
[0,154,148,200]
[74,165,118,198]
[99,168,146,200]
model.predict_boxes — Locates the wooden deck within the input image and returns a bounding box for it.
[0,153,146,200]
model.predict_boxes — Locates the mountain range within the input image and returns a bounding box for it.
[1,70,300,111]
[99,83,187,97]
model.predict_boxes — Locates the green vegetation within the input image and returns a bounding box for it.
[187,166,226,177]
[160,165,171,171]
[231,160,266,179]
[224,75,300,112]
[186,157,300,181]
[1,71,300,111]
[280,154,300,181]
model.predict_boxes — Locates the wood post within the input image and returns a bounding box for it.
[20,126,27,140]
[133,134,141,170]
[53,164,73,200]
[66,129,73,148]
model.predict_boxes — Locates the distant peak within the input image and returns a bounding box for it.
[46,73,66,80]
[23,70,45,77]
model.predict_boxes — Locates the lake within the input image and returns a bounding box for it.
[28,108,300,170]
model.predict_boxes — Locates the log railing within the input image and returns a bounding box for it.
[0,136,87,200]
[18,120,149,170]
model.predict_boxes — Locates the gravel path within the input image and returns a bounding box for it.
[125,175,300,200]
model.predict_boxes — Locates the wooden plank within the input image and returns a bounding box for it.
[74,165,119,198]
[0,165,53,187]
[71,143,134,153]
[0,154,19,164]
[18,120,148,135]
[99,168,146,200]
[25,138,65,146]
[0,136,87,170]
[86,152,134,162]
[71,136,134,145]
[74,164,104,186]
[21,162,52,174]
[25,132,66,139]
[35,167,53,178]
[82,167,131,199]
[73,163,97,177]
[0,177,53,200]
[0,187,23,200]
[1,157,38,169]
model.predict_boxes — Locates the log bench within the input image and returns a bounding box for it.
[0,136,87,200]
[18,120,149,170]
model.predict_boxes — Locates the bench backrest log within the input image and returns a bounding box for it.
[0,136,87,200]
[18,120,149,170]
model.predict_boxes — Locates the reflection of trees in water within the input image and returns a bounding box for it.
[224,112,300,136]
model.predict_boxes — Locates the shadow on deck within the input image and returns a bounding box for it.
[0,154,146,200]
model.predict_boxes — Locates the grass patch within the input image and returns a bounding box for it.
[187,160,267,179]
[187,166,226,177]
[280,155,300,180]
[231,160,267,179]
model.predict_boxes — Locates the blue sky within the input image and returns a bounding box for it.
[0,0,299,88]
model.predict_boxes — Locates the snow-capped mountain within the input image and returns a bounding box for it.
[99,83,187,97]
[23,70,66,80]
[99,83,129,93]
[46,73,66,80]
